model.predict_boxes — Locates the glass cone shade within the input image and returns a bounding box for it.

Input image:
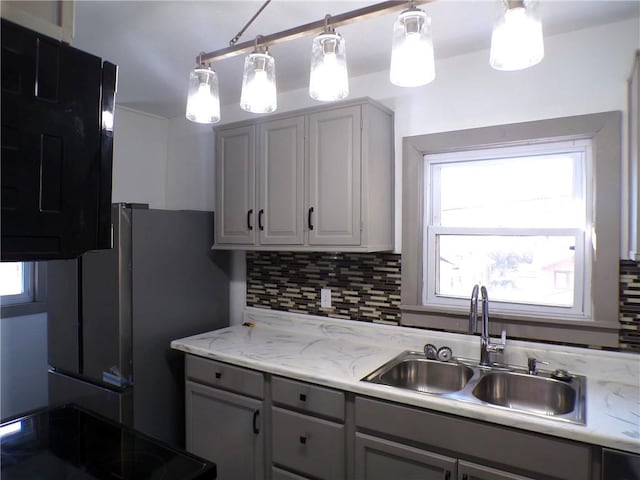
[490,3,544,71]
[185,67,220,124]
[390,8,435,87]
[240,51,277,113]
[309,31,349,101]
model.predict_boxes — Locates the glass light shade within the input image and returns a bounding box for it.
[309,31,349,101]
[185,67,221,124]
[489,3,544,71]
[240,51,277,113]
[389,8,435,87]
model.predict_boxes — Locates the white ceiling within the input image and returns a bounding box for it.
[73,0,640,119]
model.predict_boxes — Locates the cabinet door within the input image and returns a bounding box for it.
[458,461,535,480]
[257,116,304,245]
[186,381,264,480]
[215,125,256,245]
[355,433,457,480]
[307,105,361,245]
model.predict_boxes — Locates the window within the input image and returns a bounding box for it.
[401,112,621,348]
[0,262,46,317]
[423,140,591,320]
[0,262,35,305]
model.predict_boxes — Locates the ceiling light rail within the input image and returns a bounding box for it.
[200,0,432,64]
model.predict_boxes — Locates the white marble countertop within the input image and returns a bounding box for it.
[171,308,640,454]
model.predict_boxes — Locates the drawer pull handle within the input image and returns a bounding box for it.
[252,410,260,434]
[215,372,222,379]
[258,209,264,231]
[299,393,307,402]
[299,435,307,445]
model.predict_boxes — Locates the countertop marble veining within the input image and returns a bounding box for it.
[171,308,640,454]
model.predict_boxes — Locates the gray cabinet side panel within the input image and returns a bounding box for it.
[132,209,229,447]
[355,432,457,480]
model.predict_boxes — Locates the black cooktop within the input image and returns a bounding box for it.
[0,405,216,480]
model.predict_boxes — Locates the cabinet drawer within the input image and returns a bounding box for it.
[272,467,310,480]
[272,376,344,421]
[185,355,264,399]
[272,407,345,480]
[356,396,592,480]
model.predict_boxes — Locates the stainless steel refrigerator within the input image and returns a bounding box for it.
[47,203,229,448]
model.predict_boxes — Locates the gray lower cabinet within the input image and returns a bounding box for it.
[185,355,265,480]
[355,432,457,480]
[271,376,346,480]
[458,460,535,480]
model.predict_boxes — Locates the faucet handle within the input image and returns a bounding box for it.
[486,329,507,354]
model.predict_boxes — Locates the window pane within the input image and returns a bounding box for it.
[436,153,582,228]
[0,262,25,296]
[436,235,575,307]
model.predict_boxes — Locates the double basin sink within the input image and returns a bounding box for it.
[362,351,586,424]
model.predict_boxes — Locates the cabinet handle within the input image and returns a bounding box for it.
[443,471,451,480]
[247,209,254,231]
[307,207,314,230]
[252,410,260,434]
[461,475,468,480]
[214,371,222,379]
[299,393,307,402]
[299,435,307,445]
[258,209,264,231]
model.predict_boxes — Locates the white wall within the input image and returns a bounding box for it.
[112,106,169,208]
[0,313,48,420]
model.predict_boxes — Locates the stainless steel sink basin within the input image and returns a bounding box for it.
[363,352,473,394]
[361,351,586,425]
[472,371,577,416]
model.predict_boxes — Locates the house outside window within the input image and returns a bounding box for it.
[401,112,621,348]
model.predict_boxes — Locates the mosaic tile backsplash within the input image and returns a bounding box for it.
[247,253,639,352]
[246,252,401,324]
[620,260,640,353]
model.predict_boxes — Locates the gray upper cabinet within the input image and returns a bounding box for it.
[258,116,305,245]
[215,125,256,245]
[213,98,394,252]
[307,105,361,246]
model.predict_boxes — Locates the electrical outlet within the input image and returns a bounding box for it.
[320,288,332,308]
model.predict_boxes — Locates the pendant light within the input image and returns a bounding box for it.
[490,0,544,71]
[309,15,349,102]
[389,4,435,87]
[185,57,221,124]
[240,37,277,113]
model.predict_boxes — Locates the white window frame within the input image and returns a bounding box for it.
[1,262,35,306]
[421,140,593,321]
[0,262,46,317]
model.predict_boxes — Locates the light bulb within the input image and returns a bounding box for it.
[490,3,544,71]
[309,31,348,102]
[185,67,220,124]
[390,8,435,87]
[240,51,277,113]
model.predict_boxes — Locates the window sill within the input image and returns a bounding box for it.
[400,304,620,348]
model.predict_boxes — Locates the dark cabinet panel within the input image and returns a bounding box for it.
[1,19,116,260]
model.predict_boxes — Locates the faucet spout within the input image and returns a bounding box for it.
[468,285,507,366]
[469,284,479,333]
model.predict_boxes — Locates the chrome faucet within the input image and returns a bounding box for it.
[469,285,506,366]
